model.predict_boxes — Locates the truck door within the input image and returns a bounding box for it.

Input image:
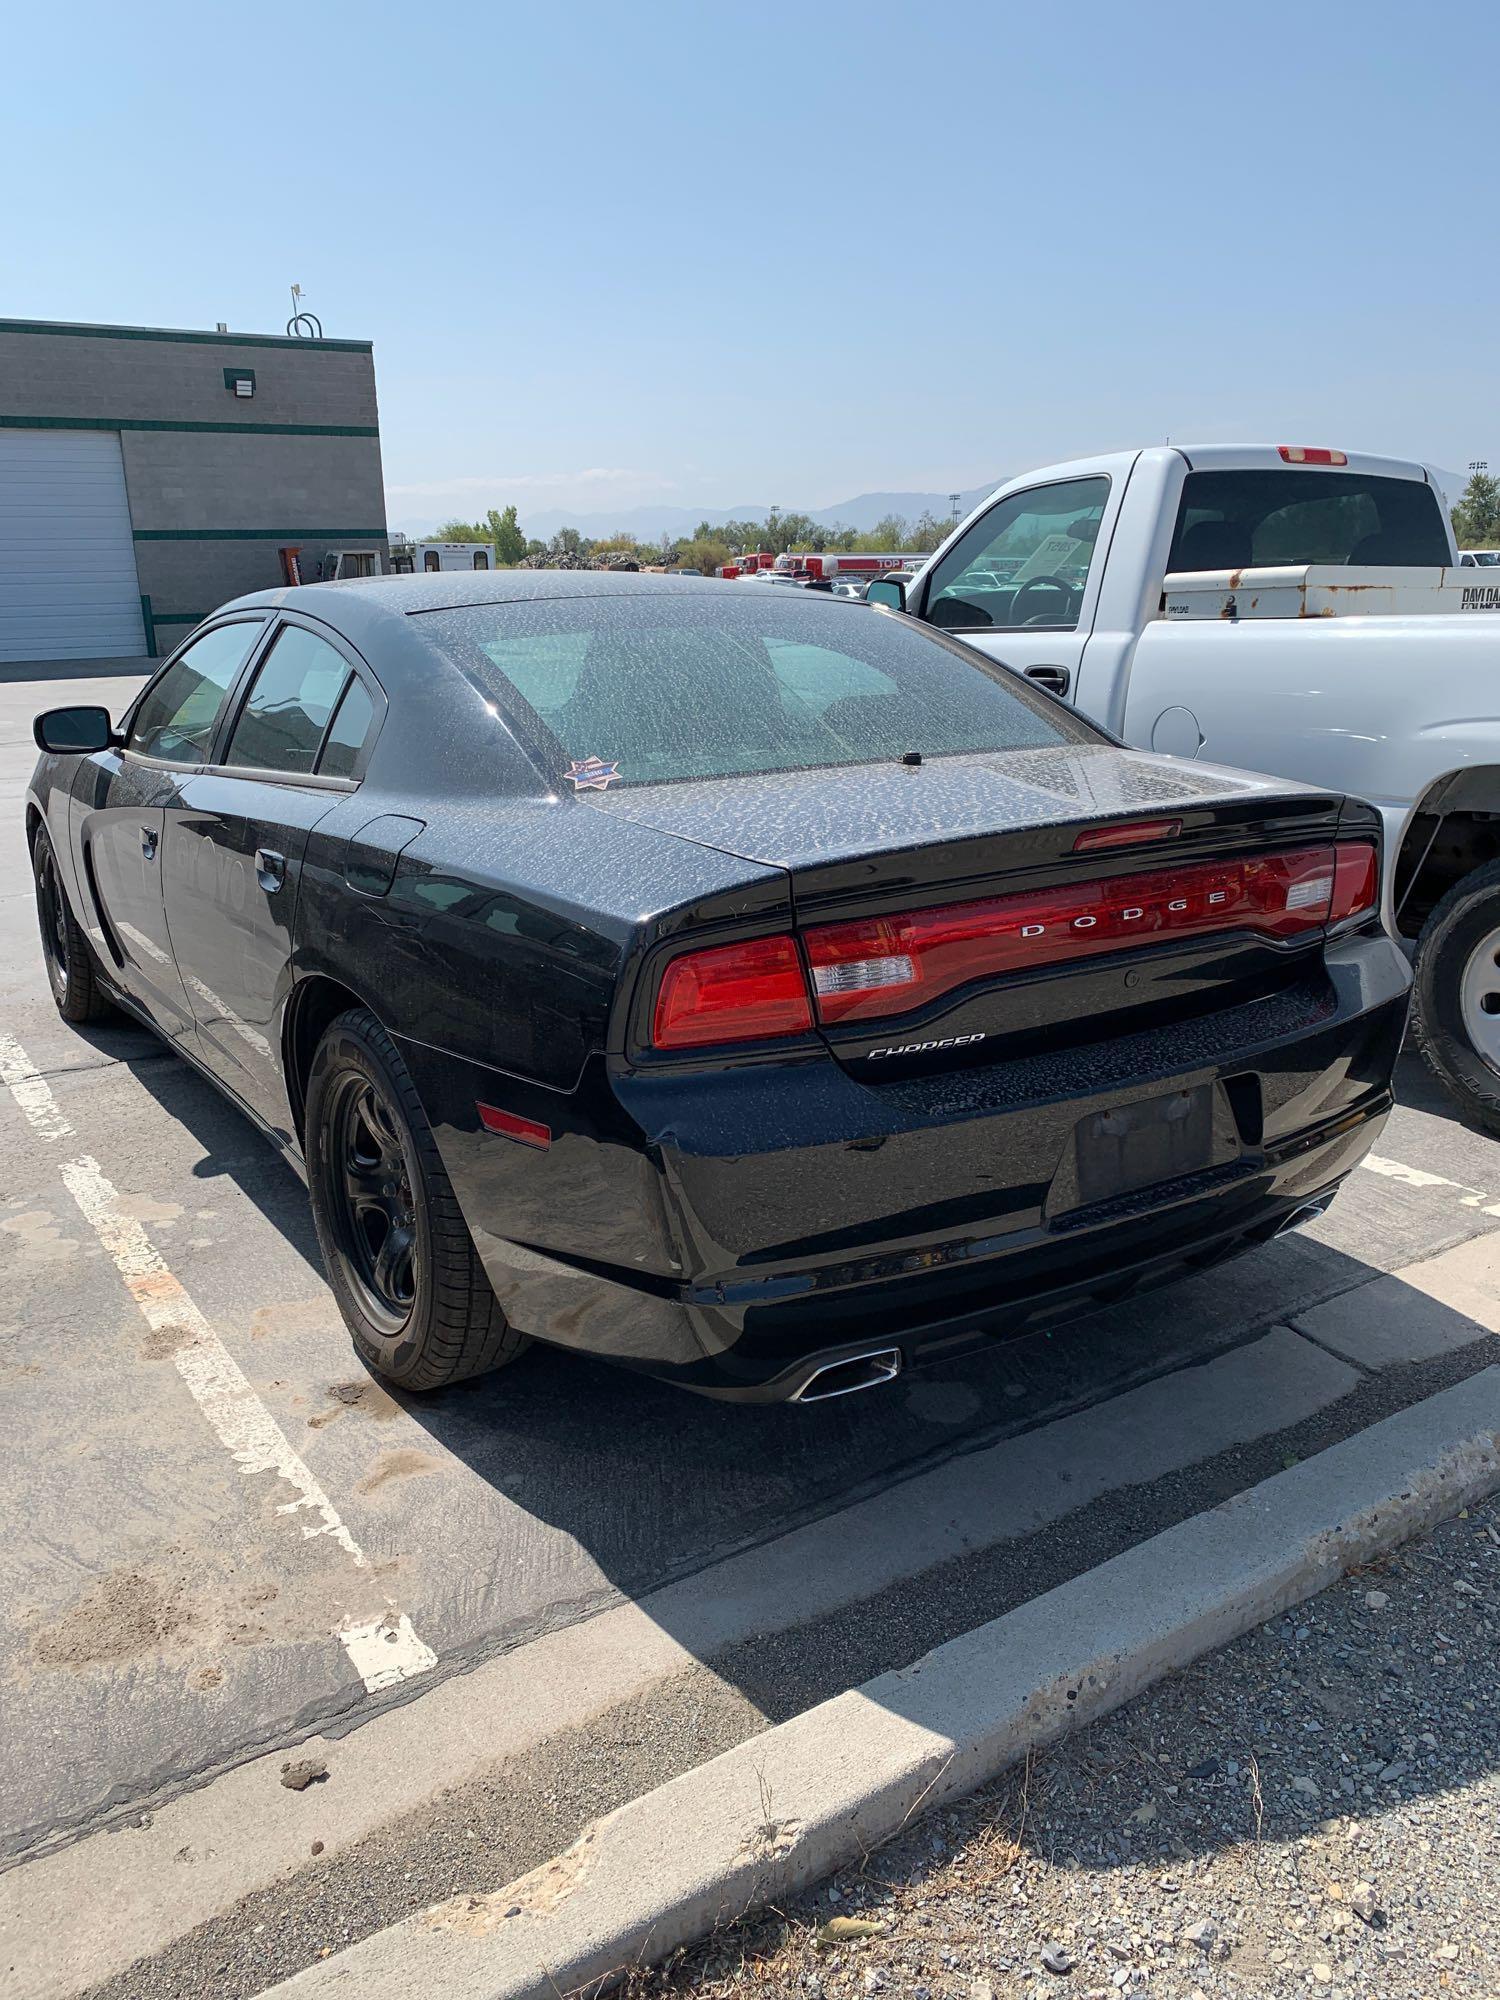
[904,471,1121,705]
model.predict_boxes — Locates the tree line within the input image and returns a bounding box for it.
[427,474,1500,569]
[1452,470,1500,549]
[425,502,957,572]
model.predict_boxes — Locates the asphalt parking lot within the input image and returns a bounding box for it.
[2,665,1498,1999]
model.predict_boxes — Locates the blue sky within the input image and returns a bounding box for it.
[6,1,1495,531]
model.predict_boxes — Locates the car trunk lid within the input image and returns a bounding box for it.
[597,745,1356,1075]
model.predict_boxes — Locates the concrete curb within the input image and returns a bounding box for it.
[262,1368,1500,2000]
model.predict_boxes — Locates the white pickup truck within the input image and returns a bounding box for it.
[869,445,1500,1133]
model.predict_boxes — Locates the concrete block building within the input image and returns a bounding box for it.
[0,317,387,663]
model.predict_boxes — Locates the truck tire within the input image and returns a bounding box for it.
[1411,857,1500,1139]
[305,1007,530,1390]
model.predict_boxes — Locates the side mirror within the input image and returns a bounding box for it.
[865,577,907,611]
[33,705,115,754]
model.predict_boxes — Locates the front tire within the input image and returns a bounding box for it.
[1411,857,1500,1138]
[32,824,117,1024]
[305,1008,528,1390]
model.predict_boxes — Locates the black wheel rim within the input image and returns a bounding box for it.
[326,1074,418,1335]
[35,844,68,994]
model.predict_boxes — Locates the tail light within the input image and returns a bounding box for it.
[1278,445,1348,466]
[803,848,1344,1025]
[1330,840,1379,925]
[649,841,1380,1048]
[653,934,813,1049]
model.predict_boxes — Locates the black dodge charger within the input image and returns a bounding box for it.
[27,573,1410,1402]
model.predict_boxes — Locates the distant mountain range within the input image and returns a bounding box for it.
[501,482,1002,545]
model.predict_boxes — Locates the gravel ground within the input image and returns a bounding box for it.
[628,1496,1499,2000]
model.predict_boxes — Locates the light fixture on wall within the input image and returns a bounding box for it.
[224,368,256,399]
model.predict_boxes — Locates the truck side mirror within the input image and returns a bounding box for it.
[865,577,907,612]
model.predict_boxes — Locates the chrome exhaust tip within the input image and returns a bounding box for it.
[792,1346,903,1404]
[1278,1189,1338,1235]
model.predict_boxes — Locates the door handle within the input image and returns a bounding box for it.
[140,826,159,859]
[255,848,287,893]
[1025,664,1071,699]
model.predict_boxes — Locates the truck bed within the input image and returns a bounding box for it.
[1163,564,1500,621]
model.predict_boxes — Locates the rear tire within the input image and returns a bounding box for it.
[1411,857,1500,1139]
[32,824,117,1024]
[305,1007,528,1390]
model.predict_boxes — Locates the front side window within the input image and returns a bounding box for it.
[418,592,1098,790]
[924,477,1110,633]
[128,622,264,763]
[1168,470,1451,571]
[225,626,350,774]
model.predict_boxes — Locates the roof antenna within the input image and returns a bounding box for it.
[286,283,323,339]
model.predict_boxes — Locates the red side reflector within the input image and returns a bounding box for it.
[1278,445,1348,467]
[1073,818,1182,853]
[1330,840,1379,923]
[804,848,1338,1025]
[477,1103,551,1149]
[653,934,814,1050]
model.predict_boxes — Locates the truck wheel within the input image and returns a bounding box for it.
[1412,857,1500,1139]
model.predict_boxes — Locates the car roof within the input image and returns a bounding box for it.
[211,569,752,653]
[222,569,737,620]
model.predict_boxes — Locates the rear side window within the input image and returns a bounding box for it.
[418,592,1098,789]
[128,622,264,763]
[226,627,349,774]
[317,676,376,778]
[1169,470,1450,571]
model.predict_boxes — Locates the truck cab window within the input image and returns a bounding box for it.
[1168,470,1451,571]
[924,477,1110,632]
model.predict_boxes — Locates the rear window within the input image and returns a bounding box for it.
[418,594,1096,788]
[1168,470,1450,571]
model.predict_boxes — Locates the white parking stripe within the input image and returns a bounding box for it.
[1361,1152,1500,1216]
[0,1032,77,1142]
[1,1037,435,1694]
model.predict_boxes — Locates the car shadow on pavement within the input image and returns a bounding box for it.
[106,1020,1498,1732]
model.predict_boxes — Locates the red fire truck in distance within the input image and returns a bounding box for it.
[718,551,910,581]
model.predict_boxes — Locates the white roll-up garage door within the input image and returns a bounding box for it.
[0,429,147,663]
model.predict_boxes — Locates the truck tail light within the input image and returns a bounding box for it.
[1278,445,1348,466]
[803,848,1341,1026]
[652,934,814,1049]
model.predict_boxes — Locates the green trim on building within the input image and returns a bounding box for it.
[151,611,208,624]
[0,413,378,439]
[0,317,371,354]
[139,596,157,655]
[132,528,386,541]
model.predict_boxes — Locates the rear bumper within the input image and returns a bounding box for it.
[423,931,1411,1400]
